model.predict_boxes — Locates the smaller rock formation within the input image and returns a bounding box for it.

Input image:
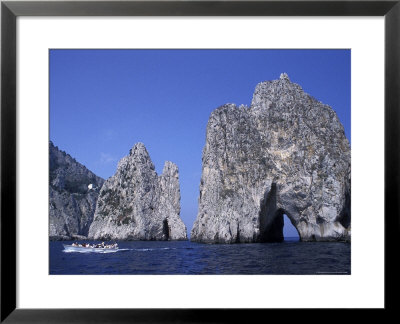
[88,143,187,240]
[49,141,104,240]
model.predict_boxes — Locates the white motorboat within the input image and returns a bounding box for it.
[63,244,119,253]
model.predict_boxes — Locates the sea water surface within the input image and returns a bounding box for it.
[50,238,350,275]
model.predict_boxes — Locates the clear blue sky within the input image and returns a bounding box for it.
[50,49,350,238]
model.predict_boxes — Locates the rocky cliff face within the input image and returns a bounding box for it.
[191,73,351,243]
[49,141,105,240]
[88,143,187,240]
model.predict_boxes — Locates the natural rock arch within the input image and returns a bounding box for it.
[258,183,303,242]
[191,74,351,243]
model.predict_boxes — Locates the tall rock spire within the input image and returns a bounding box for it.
[191,74,351,243]
[88,143,187,241]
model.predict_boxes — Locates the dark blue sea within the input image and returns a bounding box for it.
[50,239,350,275]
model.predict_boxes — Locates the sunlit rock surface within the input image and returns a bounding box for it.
[49,141,105,240]
[88,143,187,240]
[191,73,351,243]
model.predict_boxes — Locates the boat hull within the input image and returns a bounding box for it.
[63,244,119,252]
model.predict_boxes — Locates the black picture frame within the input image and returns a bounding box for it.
[1,0,399,322]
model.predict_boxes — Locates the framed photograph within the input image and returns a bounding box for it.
[48,48,352,274]
[1,0,399,321]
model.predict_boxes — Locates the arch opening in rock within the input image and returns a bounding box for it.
[283,214,300,241]
[162,219,170,241]
[258,183,300,243]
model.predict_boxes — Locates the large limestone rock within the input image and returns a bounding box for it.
[88,143,187,240]
[49,141,105,240]
[191,73,351,243]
